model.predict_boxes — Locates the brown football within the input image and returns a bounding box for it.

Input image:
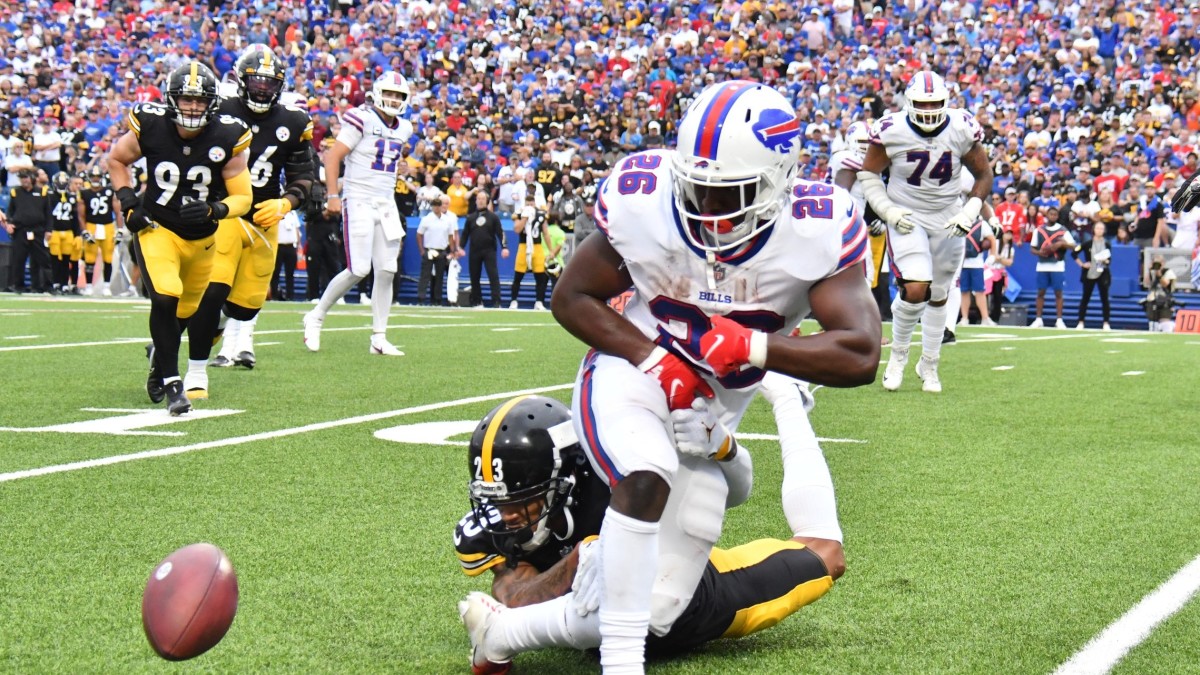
[141,543,238,661]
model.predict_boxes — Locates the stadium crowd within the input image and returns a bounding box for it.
[1,0,1198,300]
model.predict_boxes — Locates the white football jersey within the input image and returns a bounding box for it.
[830,148,865,213]
[336,104,414,200]
[868,108,982,213]
[595,150,867,426]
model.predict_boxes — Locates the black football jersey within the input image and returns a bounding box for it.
[518,209,547,246]
[216,97,314,203]
[128,101,252,239]
[80,185,115,224]
[453,459,609,576]
[50,191,79,231]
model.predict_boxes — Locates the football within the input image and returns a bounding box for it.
[142,543,239,661]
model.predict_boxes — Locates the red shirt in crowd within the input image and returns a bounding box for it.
[1093,172,1127,198]
[994,201,1028,242]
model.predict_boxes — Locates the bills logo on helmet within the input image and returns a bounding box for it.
[752,109,800,154]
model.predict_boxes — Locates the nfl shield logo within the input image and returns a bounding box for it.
[713,264,726,281]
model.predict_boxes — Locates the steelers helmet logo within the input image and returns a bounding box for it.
[209,147,226,162]
[276,127,290,141]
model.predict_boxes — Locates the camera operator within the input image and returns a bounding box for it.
[305,177,344,301]
[1141,255,1181,332]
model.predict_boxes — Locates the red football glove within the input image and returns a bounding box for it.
[700,315,769,378]
[637,346,714,410]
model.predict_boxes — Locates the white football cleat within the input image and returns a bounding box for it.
[303,311,323,352]
[369,336,404,356]
[1029,317,1044,328]
[915,356,941,393]
[758,371,815,412]
[882,347,909,392]
[458,592,512,675]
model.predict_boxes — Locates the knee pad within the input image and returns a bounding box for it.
[649,458,726,635]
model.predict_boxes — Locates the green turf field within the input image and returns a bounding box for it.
[1,296,1198,674]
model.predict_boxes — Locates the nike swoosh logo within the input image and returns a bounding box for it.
[704,334,725,360]
[205,243,214,250]
[669,379,684,402]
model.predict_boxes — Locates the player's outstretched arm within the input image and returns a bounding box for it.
[107,132,142,192]
[550,231,656,365]
[766,266,882,387]
[491,552,580,608]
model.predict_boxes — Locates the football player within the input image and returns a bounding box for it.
[182,46,314,396]
[457,382,841,672]
[78,165,119,296]
[508,193,550,310]
[46,172,80,295]
[303,71,413,356]
[546,80,880,673]
[107,61,253,415]
[857,71,994,393]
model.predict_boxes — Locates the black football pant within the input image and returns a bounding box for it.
[468,248,501,307]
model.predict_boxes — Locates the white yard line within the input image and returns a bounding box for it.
[0,383,573,483]
[1053,554,1200,675]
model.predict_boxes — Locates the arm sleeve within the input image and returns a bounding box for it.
[219,168,253,219]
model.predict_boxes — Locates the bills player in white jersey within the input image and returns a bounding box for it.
[303,72,413,356]
[857,71,993,393]
[514,81,881,674]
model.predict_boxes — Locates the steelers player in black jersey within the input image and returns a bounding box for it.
[107,61,253,416]
[182,45,314,397]
[46,171,81,295]
[78,166,119,296]
[455,396,841,671]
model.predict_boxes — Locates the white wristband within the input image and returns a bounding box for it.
[637,346,668,372]
[748,331,769,369]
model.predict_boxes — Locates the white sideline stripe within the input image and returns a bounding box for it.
[1053,554,1200,675]
[0,383,573,484]
[4,335,40,340]
[0,323,554,352]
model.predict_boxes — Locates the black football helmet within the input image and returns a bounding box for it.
[52,171,72,192]
[235,44,285,115]
[468,396,582,559]
[86,166,106,188]
[164,61,220,131]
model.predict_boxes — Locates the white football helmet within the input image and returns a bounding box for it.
[845,120,870,159]
[371,71,410,117]
[905,71,949,132]
[672,80,800,253]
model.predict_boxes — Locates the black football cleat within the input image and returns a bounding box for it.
[165,380,191,416]
[146,344,166,403]
[941,328,956,345]
[234,351,256,369]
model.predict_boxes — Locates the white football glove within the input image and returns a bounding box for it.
[947,197,983,237]
[570,538,602,617]
[946,212,973,237]
[670,399,736,461]
[883,206,916,234]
